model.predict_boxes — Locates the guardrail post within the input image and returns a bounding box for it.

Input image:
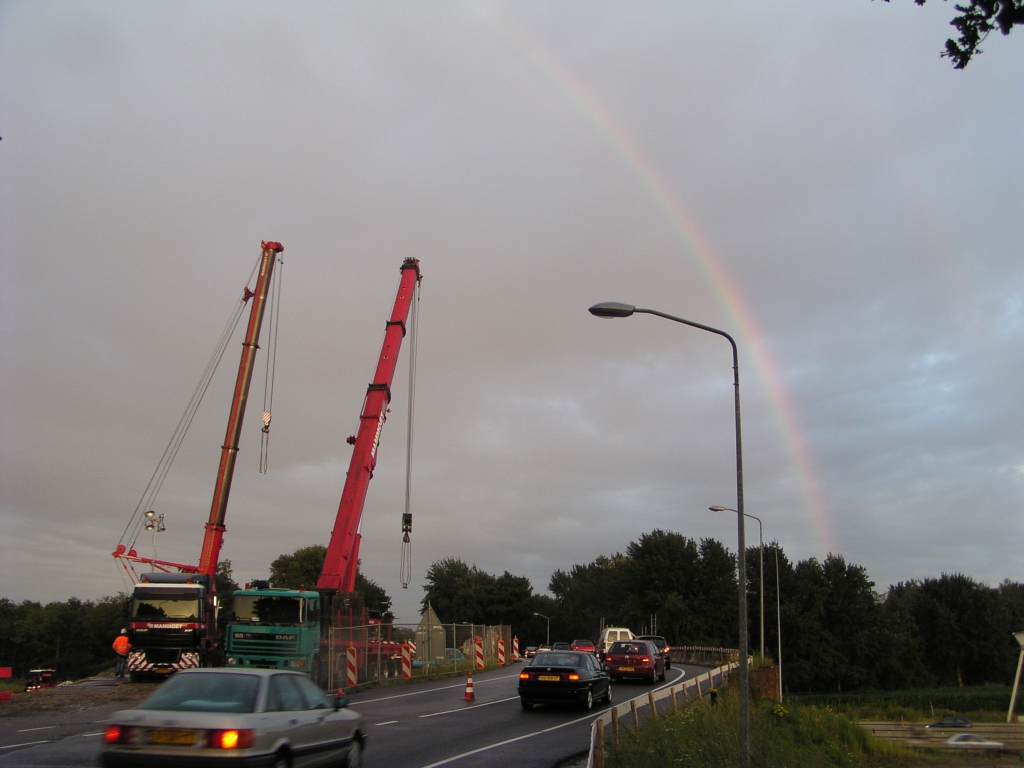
[671,685,678,712]
[611,706,619,744]
[630,699,639,729]
[648,691,658,719]
[594,720,605,768]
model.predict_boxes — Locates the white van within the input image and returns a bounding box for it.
[598,627,635,655]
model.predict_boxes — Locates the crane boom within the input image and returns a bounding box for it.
[197,240,283,577]
[317,257,421,593]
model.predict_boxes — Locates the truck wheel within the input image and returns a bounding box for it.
[311,655,326,688]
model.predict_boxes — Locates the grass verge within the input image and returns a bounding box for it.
[606,689,1020,768]
[789,687,1019,723]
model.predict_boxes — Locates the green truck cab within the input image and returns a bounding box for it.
[224,585,326,683]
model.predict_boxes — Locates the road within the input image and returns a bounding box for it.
[0,663,709,768]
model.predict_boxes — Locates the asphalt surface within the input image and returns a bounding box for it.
[0,663,709,768]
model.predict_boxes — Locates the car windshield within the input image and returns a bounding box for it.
[139,672,260,713]
[532,652,583,668]
[608,642,646,655]
[232,595,303,625]
[132,592,201,621]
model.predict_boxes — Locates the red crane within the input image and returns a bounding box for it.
[317,257,422,593]
[113,241,283,581]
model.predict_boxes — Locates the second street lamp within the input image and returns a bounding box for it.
[712,506,764,659]
[533,612,550,647]
[590,301,750,767]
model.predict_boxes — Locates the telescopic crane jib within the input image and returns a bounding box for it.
[317,258,422,594]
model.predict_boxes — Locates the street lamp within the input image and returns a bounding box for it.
[590,301,749,766]
[533,612,550,647]
[144,510,166,572]
[711,507,764,659]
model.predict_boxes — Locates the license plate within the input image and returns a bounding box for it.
[538,675,561,681]
[619,666,634,672]
[148,729,196,745]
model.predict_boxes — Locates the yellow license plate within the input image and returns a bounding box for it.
[619,666,634,672]
[538,675,561,681]
[148,729,197,745]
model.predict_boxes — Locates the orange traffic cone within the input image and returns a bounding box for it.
[462,671,476,701]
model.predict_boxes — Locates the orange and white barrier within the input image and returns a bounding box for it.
[497,638,506,665]
[512,636,519,661]
[474,636,484,670]
[401,642,412,679]
[462,671,476,701]
[345,645,358,688]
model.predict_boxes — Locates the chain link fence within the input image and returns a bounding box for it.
[326,623,512,690]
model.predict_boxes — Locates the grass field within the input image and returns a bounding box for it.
[606,689,1023,768]
[789,687,1020,723]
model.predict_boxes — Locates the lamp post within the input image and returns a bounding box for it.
[144,510,166,571]
[590,301,749,766]
[533,612,550,647]
[712,507,763,659]
[775,546,783,702]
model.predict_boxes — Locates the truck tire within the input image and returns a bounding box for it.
[129,672,144,684]
[311,655,326,688]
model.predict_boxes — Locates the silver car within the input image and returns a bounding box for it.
[100,668,364,768]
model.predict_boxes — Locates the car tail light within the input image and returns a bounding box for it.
[104,725,133,744]
[519,672,530,680]
[641,657,650,663]
[207,729,255,749]
[568,673,580,681]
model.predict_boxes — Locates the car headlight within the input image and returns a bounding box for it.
[226,657,237,665]
[289,660,305,668]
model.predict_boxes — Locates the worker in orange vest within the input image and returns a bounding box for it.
[112,629,131,678]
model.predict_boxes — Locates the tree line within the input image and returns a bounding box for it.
[420,530,1024,693]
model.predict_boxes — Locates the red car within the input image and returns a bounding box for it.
[603,640,665,684]
[570,639,597,654]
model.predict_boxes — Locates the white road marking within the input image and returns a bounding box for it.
[80,732,105,737]
[15,726,56,733]
[351,673,520,704]
[0,741,49,750]
[376,720,399,726]
[417,667,691,767]
[417,709,599,768]
[419,696,519,718]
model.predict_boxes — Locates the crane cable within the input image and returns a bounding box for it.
[400,279,420,589]
[259,252,284,473]
[119,256,261,554]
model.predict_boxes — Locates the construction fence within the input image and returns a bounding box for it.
[326,622,513,690]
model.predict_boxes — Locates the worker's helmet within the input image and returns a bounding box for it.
[121,629,127,634]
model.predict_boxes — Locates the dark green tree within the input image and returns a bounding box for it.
[215,560,240,598]
[911,573,1015,686]
[882,0,1024,68]
[269,545,328,590]
[421,557,536,628]
[269,545,392,619]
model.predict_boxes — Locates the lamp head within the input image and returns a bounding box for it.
[588,302,635,319]
[144,510,155,519]
[145,522,154,531]
[709,506,731,512]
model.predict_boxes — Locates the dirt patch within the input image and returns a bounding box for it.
[0,679,158,718]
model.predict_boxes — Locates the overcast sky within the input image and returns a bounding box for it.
[2,1,1022,624]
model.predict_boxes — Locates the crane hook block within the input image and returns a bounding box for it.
[346,435,357,445]
[402,512,412,533]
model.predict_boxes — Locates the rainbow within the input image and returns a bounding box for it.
[476,4,836,554]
